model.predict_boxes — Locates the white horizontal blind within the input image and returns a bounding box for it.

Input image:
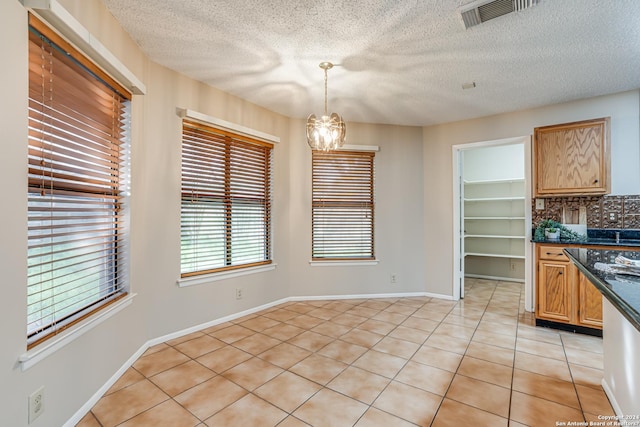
[312,150,375,260]
[181,120,273,277]
[27,15,131,347]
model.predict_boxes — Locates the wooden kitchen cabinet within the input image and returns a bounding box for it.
[577,271,603,328]
[536,245,575,324]
[537,260,573,323]
[534,117,610,197]
[535,244,602,331]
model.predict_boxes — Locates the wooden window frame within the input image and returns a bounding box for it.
[180,120,273,277]
[27,14,131,348]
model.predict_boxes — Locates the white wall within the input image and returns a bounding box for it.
[423,90,640,297]
[463,143,525,182]
[603,298,640,414]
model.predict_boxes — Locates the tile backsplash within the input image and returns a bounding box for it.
[532,195,640,229]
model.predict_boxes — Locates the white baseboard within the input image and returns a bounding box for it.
[601,378,623,416]
[464,274,525,283]
[424,292,455,300]
[63,343,149,427]
[288,291,431,302]
[146,297,290,347]
[64,290,452,425]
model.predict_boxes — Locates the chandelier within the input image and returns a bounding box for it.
[306,62,346,151]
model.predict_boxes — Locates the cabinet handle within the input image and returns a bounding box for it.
[558,271,563,275]
[546,252,563,256]
[594,179,599,183]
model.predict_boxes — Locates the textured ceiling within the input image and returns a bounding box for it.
[102,0,640,126]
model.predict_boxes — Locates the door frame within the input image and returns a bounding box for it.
[451,136,534,312]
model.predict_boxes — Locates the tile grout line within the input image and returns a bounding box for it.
[507,279,525,426]
[93,299,410,425]
[359,300,461,427]
[277,298,428,427]
[198,298,417,426]
[560,332,589,422]
[425,288,489,427]
[438,279,511,425]
[84,281,609,427]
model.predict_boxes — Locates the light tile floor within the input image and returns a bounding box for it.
[77,279,614,427]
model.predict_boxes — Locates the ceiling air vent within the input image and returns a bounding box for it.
[460,0,540,29]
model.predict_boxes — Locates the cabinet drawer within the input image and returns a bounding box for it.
[538,245,569,261]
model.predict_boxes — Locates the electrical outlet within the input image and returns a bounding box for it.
[535,198,545,210]
[235,288,243,300]
[29,386,44,424]
[390,274,397,283]
[609,212,617,221]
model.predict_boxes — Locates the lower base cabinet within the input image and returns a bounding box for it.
[577,271,604,328]
[536,244,602,331]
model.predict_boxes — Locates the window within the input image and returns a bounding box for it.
[180,120,273,277]
[312,150,375,260]
[27,15,131,347]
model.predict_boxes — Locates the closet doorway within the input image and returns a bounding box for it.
[452,137,533,311]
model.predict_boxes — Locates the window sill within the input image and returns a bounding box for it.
[19,293,137,371]
[309,259,380,267]
[177,263,278,287]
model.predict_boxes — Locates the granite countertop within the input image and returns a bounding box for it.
[533,229,640,247]
[564,247,640,333]
[533,238,640,247]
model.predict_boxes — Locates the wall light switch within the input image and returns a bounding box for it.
[535,198,545,210]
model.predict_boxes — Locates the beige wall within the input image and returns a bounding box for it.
[422,90,640,297]
[2,0,292,425]
[1,0,30,425]
[1,1,425,425]
[2,0,639,425]
[287,120,426,298]
[129,69,293,340]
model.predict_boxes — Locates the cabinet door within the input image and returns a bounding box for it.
[577,271,603,329]
[537,261,573,323]
[534,117,610,196]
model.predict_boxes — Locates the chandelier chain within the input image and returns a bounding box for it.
[324,67,328,117]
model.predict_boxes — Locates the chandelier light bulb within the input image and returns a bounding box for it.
[306,62,346,151]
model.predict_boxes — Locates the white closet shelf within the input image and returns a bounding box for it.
[463,178,525,185]
[464,216,525,220]
[465,253,526,259]
[463,175,526,282]
[464,234,526,239]
[464,197,525,202]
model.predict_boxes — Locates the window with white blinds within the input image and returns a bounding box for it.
[27,14,131,348]
[180,120,273,277]
[312,150,375,260]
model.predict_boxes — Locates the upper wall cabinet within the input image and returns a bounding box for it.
[534,117,611,197]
